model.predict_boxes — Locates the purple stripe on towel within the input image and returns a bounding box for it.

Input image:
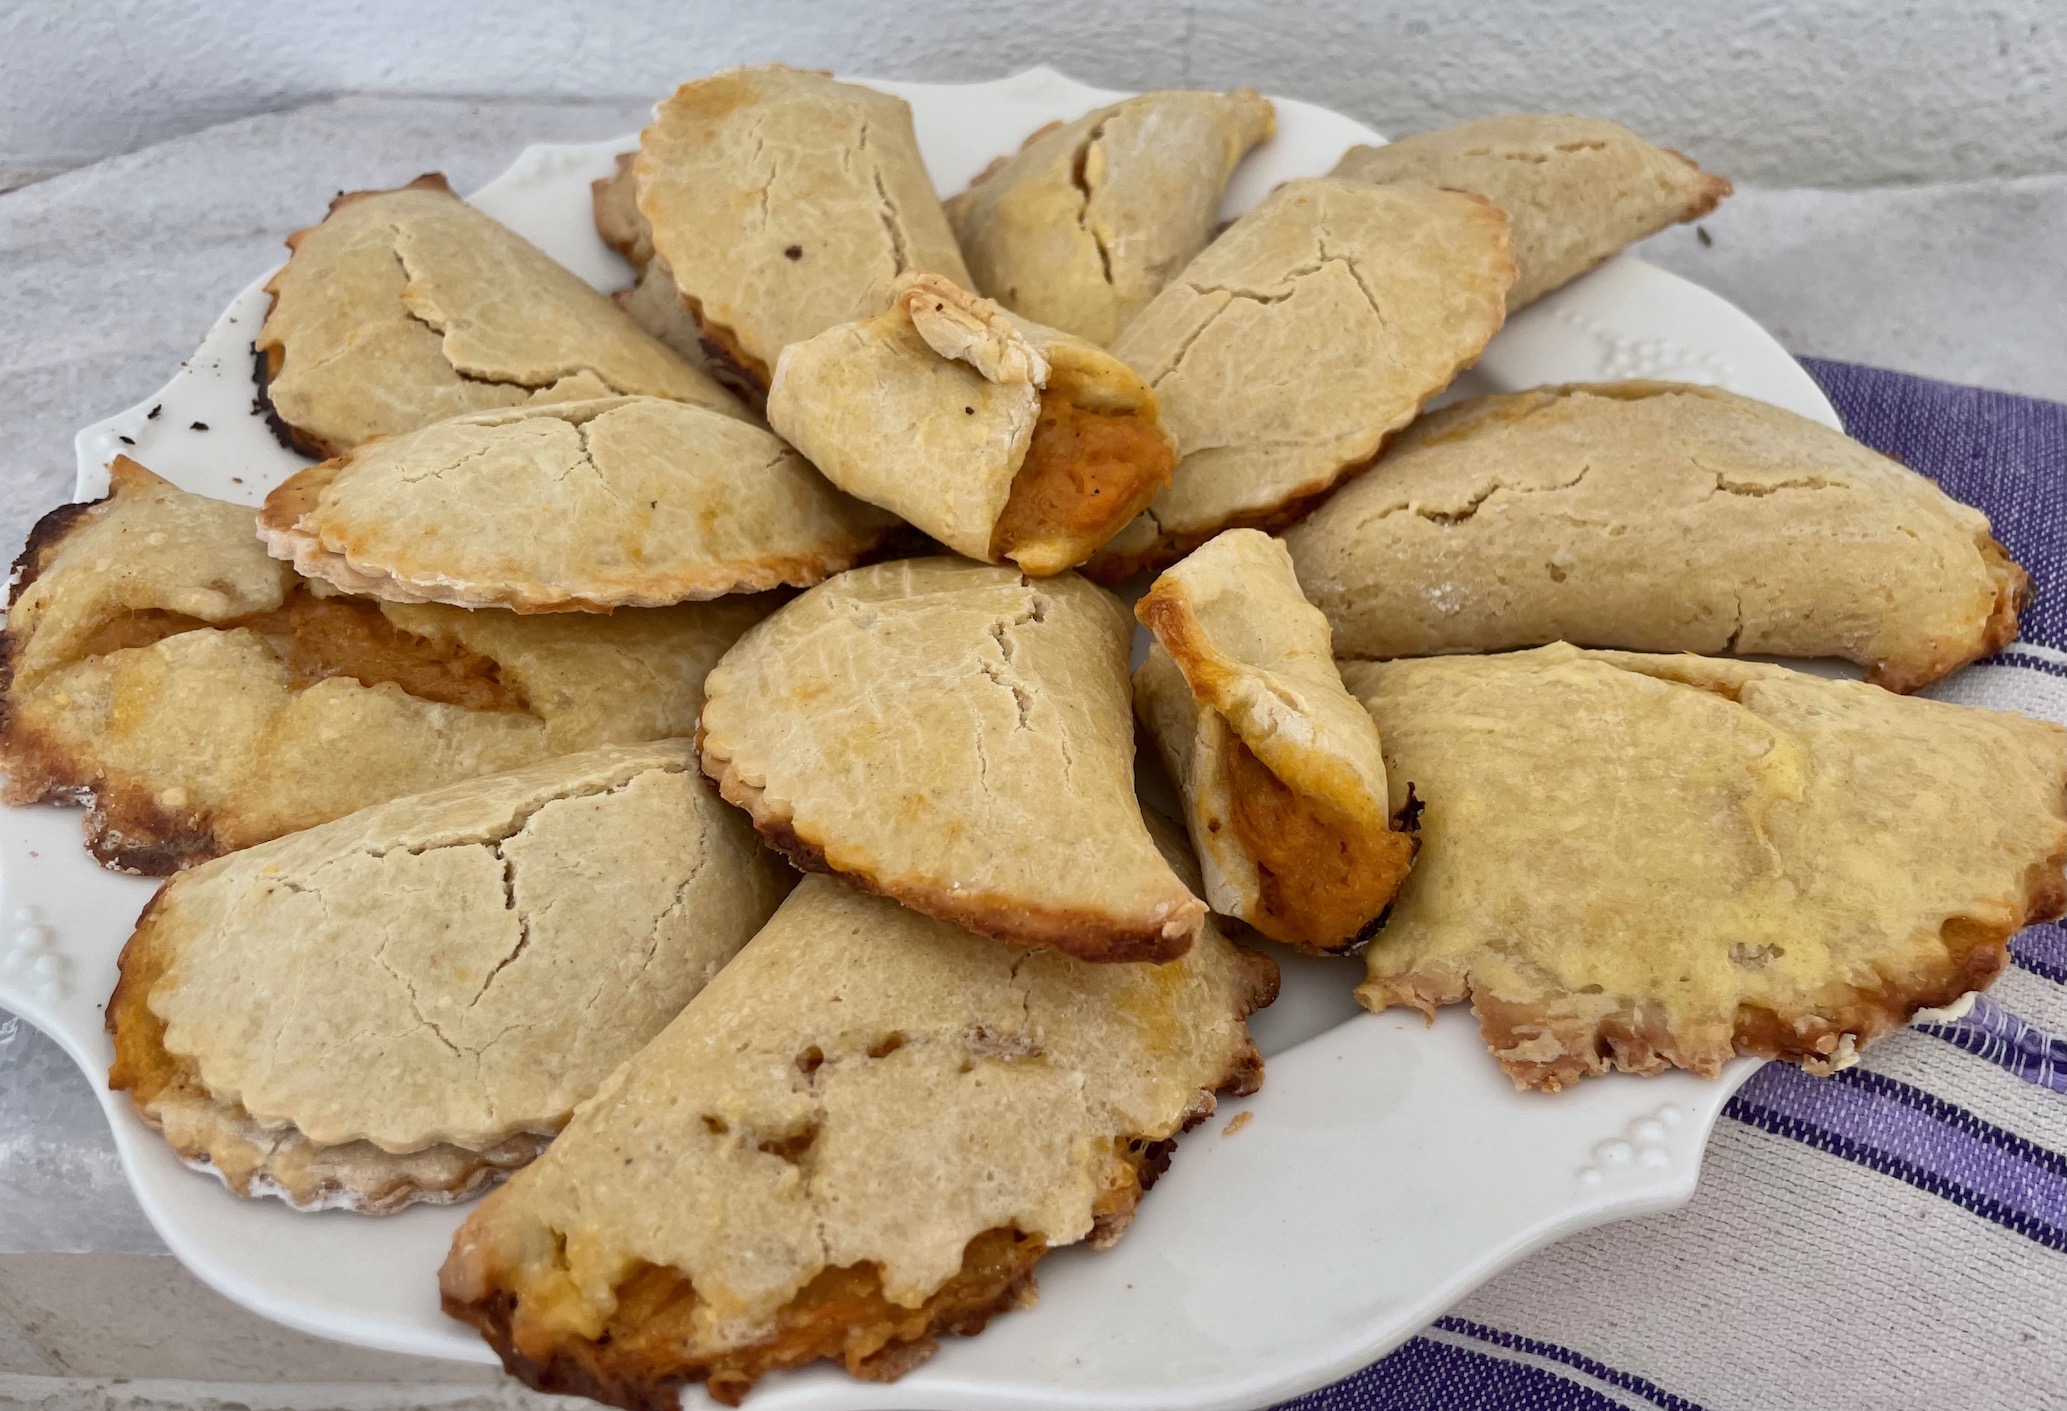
[1917,993,2067,1093]
[1800,358,2067,651]
[2012,923,2067,984]
[1272,1326,1705,1411]
[1726,1063,2067,1249]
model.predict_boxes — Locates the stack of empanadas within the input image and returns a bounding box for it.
[5,63,2062,1410]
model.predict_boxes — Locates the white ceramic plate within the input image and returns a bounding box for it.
[1,68,1829,1409]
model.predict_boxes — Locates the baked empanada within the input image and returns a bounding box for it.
[108,742,790,1213]
[1345,645,2067,1091]
[1330,113,1730,309]
[255,175,741,458]
[768,274,1174,575]
[1,461,769,873]
[258,396,899,612]
[1283,382,2025,692]
[1090,178,1514,578]
[1134,530,1413,952]
[699,558,1205,960]
[629,65,972,391]
[947,89,1276,345]
[440,852,1276,1404]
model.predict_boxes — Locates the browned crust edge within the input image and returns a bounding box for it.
[107,886,542,1211]
[1367,848,2067,1093]
[253,172,457,463]
[701,754,1197,964]
[440,944,1276,1406]
[1867,532,2030,693]
[0,479,227,874]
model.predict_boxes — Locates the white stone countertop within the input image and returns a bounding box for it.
[1,92,2063,1407]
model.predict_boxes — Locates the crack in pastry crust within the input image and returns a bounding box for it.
[1344,646,2067,1090]
[1283,381,2029,693]
[109,889,549,1213]
[439,862,1273,1407]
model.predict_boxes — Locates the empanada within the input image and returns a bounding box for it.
[1090,178,1514,578]
[258,396,900,612]
[256,175,741,458]
[1134,530,1413,952]
[1344,645,2067,1091]
[630,65,972,391]
[108,742,791,1213]
[439,850,1277,1404]
[1330,114,1731,309]
[947,89,1276,345]
[699,558,1205,960]
[1283,382,2025,691]
[1,461,769,873]
[768,274,1174,575]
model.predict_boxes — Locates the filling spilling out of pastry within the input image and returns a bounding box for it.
[1222,736,1416,949]
[459,1147,1166,1408]
[75,588,527,714]
[989,386,1178,565]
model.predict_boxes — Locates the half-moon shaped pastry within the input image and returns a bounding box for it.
[946,89,1277,345]
[1283,382,2026,692]
[1089,178,1514,579]
[1330,114,1731,309]
[631,65,972,391]
[258,396,900,612]
[768,274,1175,575]
[440,849,1277,1404]
[1,460,770,873]
[255,174,742,458]
[1134,530,1413,952]
[699,558,1205,959]
[108,742,791,1214]
[1344,645,2067,1091]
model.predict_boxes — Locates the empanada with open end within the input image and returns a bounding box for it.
[439,837,1277,1405]
[1090,178,1513,578]
[768,274,1175,575]
[1330,114,1730,309]
[258,396,899,612]
[1134,529,1413,952]
[256,175,741,457]
[699,557,1205,960]
[1344,645,2067,1091]
[108,742,791,1213]
[631,65,971,391]
[1284,382,2026,692]
[947,89,1276,345]
[1,461,770,873]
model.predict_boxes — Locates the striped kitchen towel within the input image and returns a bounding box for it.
[1285,360,2067,1411]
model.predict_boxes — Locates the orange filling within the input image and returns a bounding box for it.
[991,389,1174,564]
[462,1147,1162,1406]
[73,589,525,713]
[106,916,185,1110]
[1225,738,1415,952]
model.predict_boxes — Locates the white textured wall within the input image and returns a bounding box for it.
[4,0,2065,188]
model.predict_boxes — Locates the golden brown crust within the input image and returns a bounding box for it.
[712,769,1190,964]
[1863,532,2029,693]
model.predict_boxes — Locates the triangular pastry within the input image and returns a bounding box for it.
[439,839,1276,1403]
[1284,382,2025,692]
[698,558,1206,959]
[259,395,899,612]
[1,461,769,872]
[1345,645,2067,1090]
[1134,530,1414,952]
[108,742,791,1212]
[768,274,1174,575]
[947,89,1276,345]
[256,174,741,457]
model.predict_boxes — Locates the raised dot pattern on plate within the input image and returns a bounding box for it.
[0,906,71,1006]
[1576,1102,1683,1186]
[1555,310,1736,385]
